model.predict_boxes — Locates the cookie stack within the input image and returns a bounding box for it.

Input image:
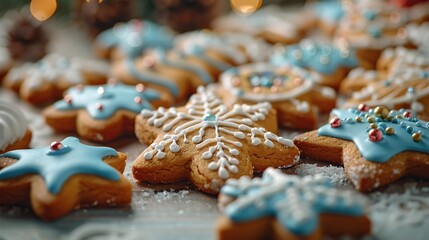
[1,1,429,239]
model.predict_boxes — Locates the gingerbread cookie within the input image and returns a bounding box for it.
[340,47,429,95]
[308,0,344,36]
[43,83,171,142]
[94,19,174,61]
[217,168,371,240]
[3,54,109,105]
[294,107,429,192]
[112,48,215,103]
[270,39,358,90]
[0,102,32,154]
[334,0,410,69]
[219,63,336,130]
[343,67,429,120]
[213,6,313,45]
[0,137,131,221]
[132,87,300,194]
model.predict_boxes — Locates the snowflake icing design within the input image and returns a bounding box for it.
[221,168,367,236]
[140,87,294,179]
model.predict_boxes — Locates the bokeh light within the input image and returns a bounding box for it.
[30,0,57,21]
[231,0,263,14]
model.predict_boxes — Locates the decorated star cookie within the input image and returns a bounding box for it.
[0,102,32,154]
[0,137,131,221]
[294,106,429,191]
[132,87,300,194]
[219,63,336,130]
[43,83,171,142]
[95,19,174,60]
[270,39,358,90]
[217,168,371,240]
[3,54,109,105]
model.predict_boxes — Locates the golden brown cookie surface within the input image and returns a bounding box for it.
[132,87,300,194]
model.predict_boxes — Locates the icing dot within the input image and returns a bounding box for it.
[134,96,143,104]
[406,126,414,133]
[95,103,104,111]
[363,10,377,21]
[400,122,406,128]
[203,113,217,122]
[345,118,353,123]
[50,141,64,151]
[391,118,398,124]
[368,129,383,142]
[136,83,145,92]
[330,117,341,128]
[420,71,429,78]
[368,26,381,38]
[97,87,105,95]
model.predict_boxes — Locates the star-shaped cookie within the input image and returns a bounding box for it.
[217,168,371,240]
[0,137,131,221]
[132,87,300,194]
[294,107,429,191]
[219,63,336,130]
[43,83,171,142]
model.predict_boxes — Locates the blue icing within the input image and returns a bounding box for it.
[313,0,344,23]
[124,58,180,97]
[248,71,288,88]
[153,49,214,84]
[203,113,217,122]
[54,83,161,120]
[221,169,366,236]
[0,137,119,194]
[270,41,358,75]
[318,108,429,163]
[368,26,382,38]
[363,10,377,21]
[96,20,173,59]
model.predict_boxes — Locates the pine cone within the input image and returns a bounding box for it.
[7,15,49,62]
[74,0,135,38]
[154,0,221,32]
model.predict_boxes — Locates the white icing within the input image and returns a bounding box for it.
[5,54,110,90]
[406,23,429,53]
[0,102,27,151]
[141,87,295,180]
[220,63,333,113]
[174,31,247,65]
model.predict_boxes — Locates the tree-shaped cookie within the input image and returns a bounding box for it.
[217,168,371,240]
[219,63,336,130]
[44,83,171,142]
[0,137,131,221]
[294,106,429,191]
[132,87,300,194]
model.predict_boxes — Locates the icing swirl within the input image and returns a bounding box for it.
[0,102,27,151]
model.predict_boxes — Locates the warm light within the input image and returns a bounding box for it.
[231,0,263,14]
[30,0,57,21]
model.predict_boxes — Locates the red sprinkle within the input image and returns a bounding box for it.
[368,129,383,142]
[402,111,413,118]
[358,104,369,112]
[330,117,342,128]
[96,103,104,111]
[134,96,143,104]
[50,141,64,151]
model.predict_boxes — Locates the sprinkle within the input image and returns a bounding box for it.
[330,117,342,128]
[412,132,422,142]
[368,129,383,142]
[50,141,64,151]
